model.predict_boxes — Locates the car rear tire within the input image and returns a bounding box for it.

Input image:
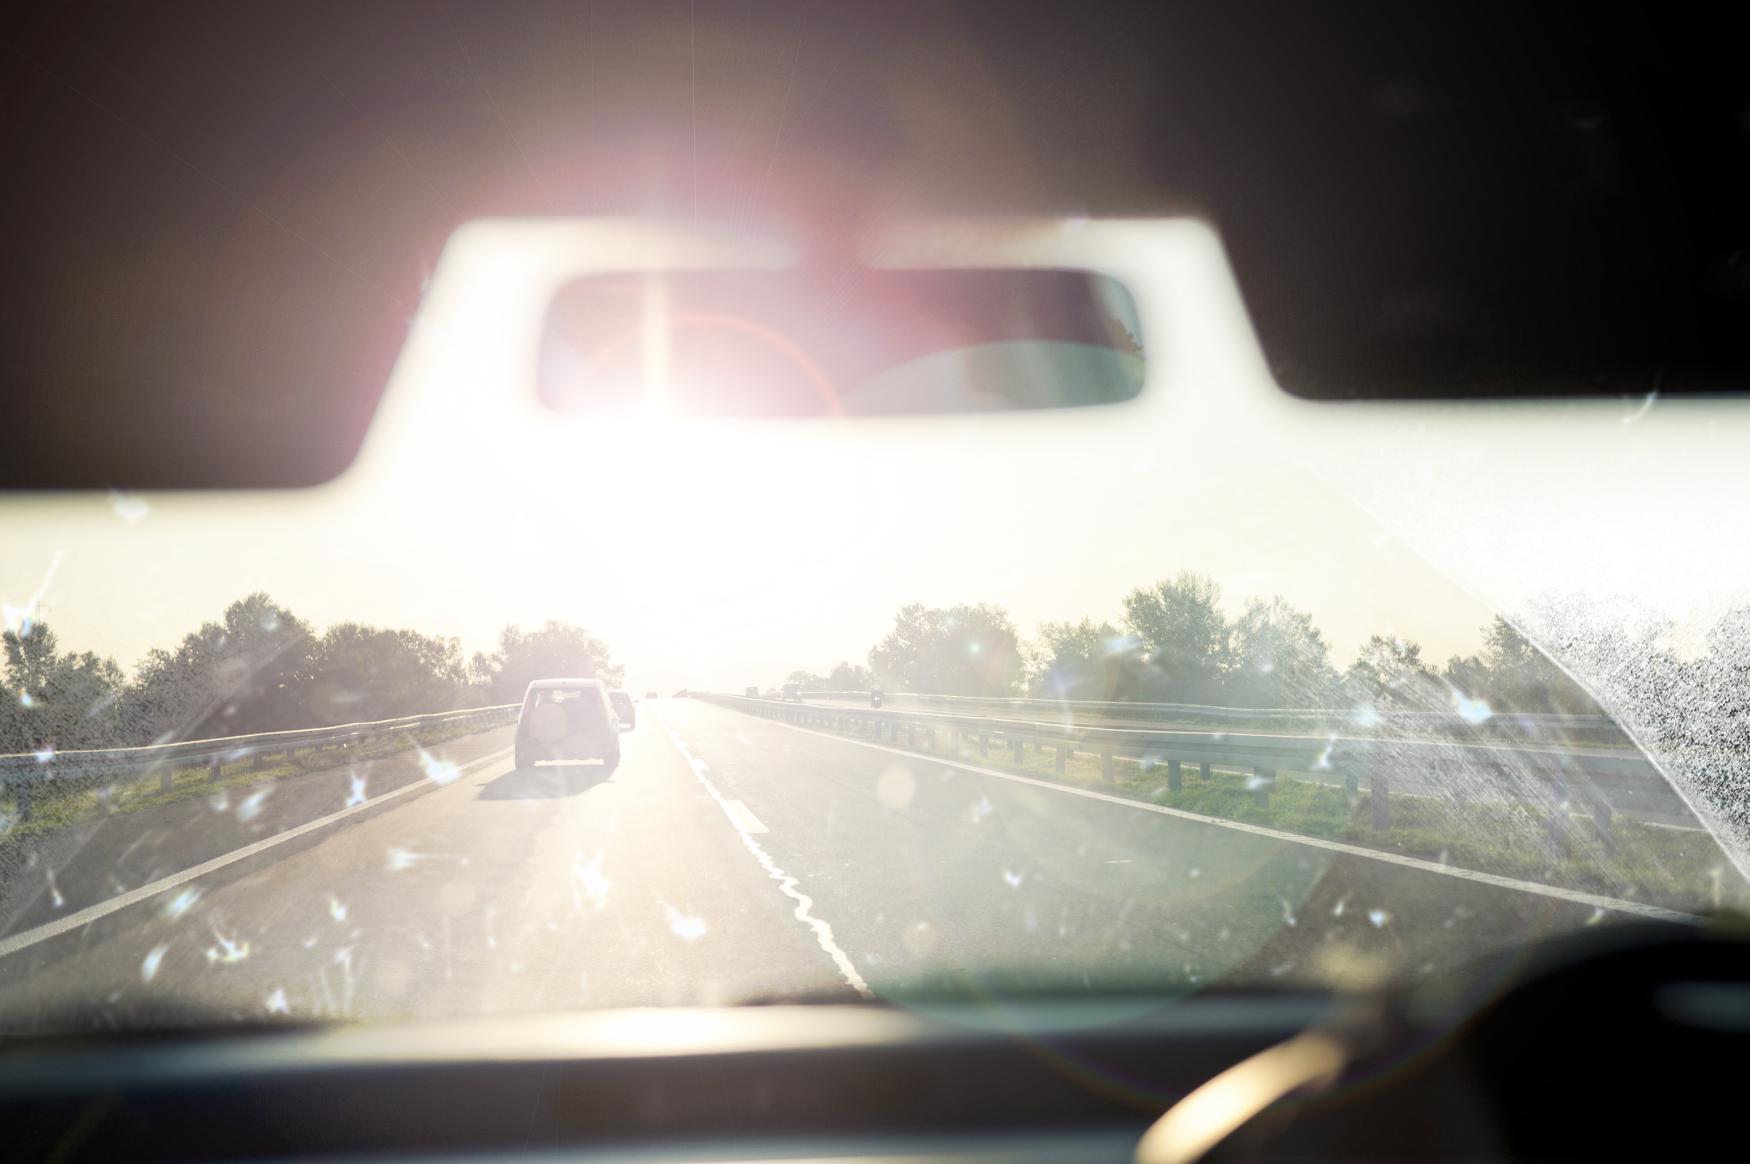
[603,749,621,772]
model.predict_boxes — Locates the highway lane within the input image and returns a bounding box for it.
[0,699,1664,1032]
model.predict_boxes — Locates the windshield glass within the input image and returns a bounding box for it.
[4,6,1750,1037]
[4,237,1747,1031]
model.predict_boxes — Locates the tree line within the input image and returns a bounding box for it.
[786,571,1611,716]
[1,593,622,754]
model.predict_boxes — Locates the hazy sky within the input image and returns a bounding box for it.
[6,220,1748,696]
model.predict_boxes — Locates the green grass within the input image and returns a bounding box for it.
[824,722,1745,916]
[0,715,509,842]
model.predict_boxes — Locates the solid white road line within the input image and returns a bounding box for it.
[730,713,1702,925]
[0,746,513,961]
[661,721,872,997]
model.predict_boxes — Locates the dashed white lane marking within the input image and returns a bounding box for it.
[0,745,515,961]
[722,800,769,834]
[661,721,872,997]
[724,713,1701,926]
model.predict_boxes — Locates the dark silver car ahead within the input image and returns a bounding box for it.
[607,688,636,730]
[515,679,620,771]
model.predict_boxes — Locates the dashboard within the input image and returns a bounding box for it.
[6,923,1749,1162]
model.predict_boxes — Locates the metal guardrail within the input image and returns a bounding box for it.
[701,692,1683,838]
[792,690,1625,742]
[0,703,520,821]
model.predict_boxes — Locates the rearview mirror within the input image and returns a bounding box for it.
[538,268,1145,417]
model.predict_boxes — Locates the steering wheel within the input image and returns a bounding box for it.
[1135,919,1750,1162]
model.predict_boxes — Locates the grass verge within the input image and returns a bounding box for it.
[814,719,1744,916]
[0,715,510,843]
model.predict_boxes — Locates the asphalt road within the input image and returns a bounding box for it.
[0,700,1672,1033]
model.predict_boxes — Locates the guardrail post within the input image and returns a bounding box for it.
[4,757,33,822]
[159,763,173,793]
[1010,738,1024,765]
[1547,779,1571,854]
[1371,775,1391,829]
[252,749,266,771]
[1589,787,1614,840]
[1197,761,1210,782]
[978,734,989,757]
[1055,745,1068,775]
[1252,767,1275,807]
[207,755,222,783]
[1100,748,1114,782]
[1167,758,1182,792]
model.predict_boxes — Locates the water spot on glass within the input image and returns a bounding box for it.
[417,746,460,785]
[1453,692,1493,723]
[1332,893,1350,918]
[345,772,368,808]
[572,851,611,911]
[265,987,290,1015]
[208,788,230,813]
[205,928,251,964]
[236,789,270,823]
[327,895,348,923]
[663,903,708,942]
[162,887,202,921]
[17,691,34,709]
[1586,906,1607,926]
[1002,869,1025,889]
[1368,909,1392,929]
[876,766,915,810]
[108,490,150,522]
[902,920,939,958]
[141,944,170,983]
[1188,867,1201,879]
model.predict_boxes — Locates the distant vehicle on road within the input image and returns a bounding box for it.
[607,688,636,730]
[782,682,802,702]
[870,688,884,709]
[516,679,622,771]
[644,690,659,700]
[744,686,759,697]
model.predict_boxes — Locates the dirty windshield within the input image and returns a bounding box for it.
[5,291,1750,1031]
[4,3,1750,1035]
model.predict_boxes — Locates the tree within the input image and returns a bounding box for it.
[305,624,470,723]
[1122,572,1230,702]
[470,621,623,703]
[1,622,125,751]
[868,602,1024,696]
[826,660,874,691]
[1227,596,1338,707]
[1345,634,1436,708]
[124,593,314,742]
[1028,619,1124,699]
[1477,615,1596,714]
[785,670,827,692]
